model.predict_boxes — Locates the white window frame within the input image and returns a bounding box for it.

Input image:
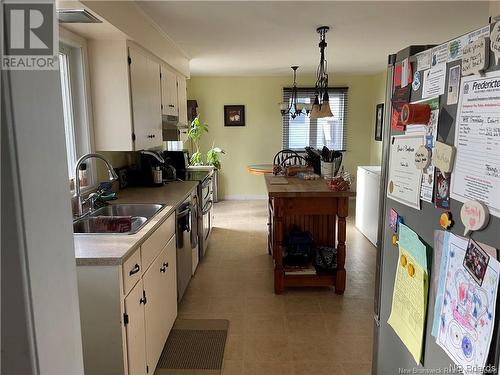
[59,27,96,192]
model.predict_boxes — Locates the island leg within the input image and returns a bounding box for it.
[273,199,284,294]
[335,197,348,294]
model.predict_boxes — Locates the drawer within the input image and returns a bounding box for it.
[141,213,175,272]
[122,249,142,295]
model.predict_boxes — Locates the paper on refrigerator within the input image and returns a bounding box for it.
[434,233,499,374]
[387,134,424,209]
[451,71,500,218]
[388,225,428,364]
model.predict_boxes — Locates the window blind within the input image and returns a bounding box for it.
[282,87,348,151]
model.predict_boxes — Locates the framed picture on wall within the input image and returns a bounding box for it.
[374,103,384,141]
[224,105,245,126]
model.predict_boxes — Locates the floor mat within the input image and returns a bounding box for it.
[155,319,229,375]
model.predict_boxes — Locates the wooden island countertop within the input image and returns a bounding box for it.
[265,175,356,198]
[265,174,355,294]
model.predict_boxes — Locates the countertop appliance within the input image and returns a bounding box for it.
[163,150,190,180]
[373,23,500,374]
[355,166,381,246]
[176,192,198,301]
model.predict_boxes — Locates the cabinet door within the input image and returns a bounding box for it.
[161,65,178,116]
[143,236,176,372]
[177,75,188,126]
[129,47,162,150]
[124,280,147,375]
[164,235,178,331]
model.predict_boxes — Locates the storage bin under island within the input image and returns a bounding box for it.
[265,175,356,294]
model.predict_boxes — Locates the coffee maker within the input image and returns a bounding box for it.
[139,150,168,186]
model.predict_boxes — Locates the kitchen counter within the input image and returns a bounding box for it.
[74,181,198,266]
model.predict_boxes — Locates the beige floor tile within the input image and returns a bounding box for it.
[243,335,291,362]
[288,336,334,363]
[222,360,244,375]
[245,295,285,314]
[339,362,372,375]
[293,361,343,375]
[330,335,373,363]
[284,295,322,314]
[243,314,287,336]
[243,361,293,375]
[324,312,374,337]
[286,313,327,336]
[225,335,244,360]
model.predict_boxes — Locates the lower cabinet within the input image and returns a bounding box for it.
[124,280,147,375]
[77,215,177,375]
[143,237,177,372]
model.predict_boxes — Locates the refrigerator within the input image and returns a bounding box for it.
[373,21,500,374]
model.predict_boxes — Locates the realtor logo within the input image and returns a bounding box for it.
[1,1,58,70]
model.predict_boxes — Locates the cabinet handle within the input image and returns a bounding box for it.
[169,104,175,108]
[129,264,140,276]
[139,291,147,305]
[160,262,169,273]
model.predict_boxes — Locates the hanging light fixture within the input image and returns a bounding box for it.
[310,26,333,119]
[279,66,312,119]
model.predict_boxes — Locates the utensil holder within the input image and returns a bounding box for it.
[320,161,334,178]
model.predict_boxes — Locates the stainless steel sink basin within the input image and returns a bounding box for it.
[91,204,165,219]
[73,203,165,235]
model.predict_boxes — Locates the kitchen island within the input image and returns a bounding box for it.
[265,175,356,294]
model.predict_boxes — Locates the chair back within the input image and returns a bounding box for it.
[273,149,306,166]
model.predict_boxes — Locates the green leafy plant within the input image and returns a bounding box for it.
[188,115,208,165]
[206,145,225,170]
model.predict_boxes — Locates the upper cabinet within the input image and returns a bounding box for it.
[129,47,162,150]
[88,39,187,151]
[161,64,188,126]
[177,75,188,126]
[161,65,178,117]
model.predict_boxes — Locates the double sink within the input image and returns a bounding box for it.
[73,204,165,235]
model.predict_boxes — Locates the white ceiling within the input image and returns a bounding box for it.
[136,1,489,76]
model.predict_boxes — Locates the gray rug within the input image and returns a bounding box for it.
[155,319,229,375]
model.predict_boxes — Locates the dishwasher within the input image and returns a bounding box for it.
[176,193,197,302]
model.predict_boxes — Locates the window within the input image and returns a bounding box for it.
[282,87,348,151]
[58,39,94,187]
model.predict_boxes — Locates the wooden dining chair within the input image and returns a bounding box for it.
[273,149,306,167]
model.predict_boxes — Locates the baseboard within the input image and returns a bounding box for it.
[222,194,267,201]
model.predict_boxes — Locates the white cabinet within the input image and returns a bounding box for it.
[88,40,163,151]
[161,65,178,116]
[77,214,178,375]
[177,75,188,126]
[143,236,177,371]
[129,47,162,150]
[124,281,147,375]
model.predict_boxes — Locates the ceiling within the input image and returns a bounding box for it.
[136,1,489,76]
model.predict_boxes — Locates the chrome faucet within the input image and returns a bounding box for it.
[75,153,118,217]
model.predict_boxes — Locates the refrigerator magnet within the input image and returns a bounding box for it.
[435,171,451,210]
[460,200,490,236]
[439,211,453,230]
[432,141,456,174]
[463,239,490,286]
[391,234,399,246]
[491,21,500,64]
[414,145,432,170]
[462,37,489,76]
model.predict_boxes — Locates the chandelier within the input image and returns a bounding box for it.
[310,26,333,119]
[279,66,311,119]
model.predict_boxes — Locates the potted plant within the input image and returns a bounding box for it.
[206,145,225,170]
[187,115,208,165]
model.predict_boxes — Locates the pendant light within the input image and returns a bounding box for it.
[310,26,333,119]
[279,66,311,119]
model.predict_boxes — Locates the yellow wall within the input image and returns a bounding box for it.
[187,73,386,199]
[368,71,388,165]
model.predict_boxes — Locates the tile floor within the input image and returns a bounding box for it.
[179,200,376,375]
